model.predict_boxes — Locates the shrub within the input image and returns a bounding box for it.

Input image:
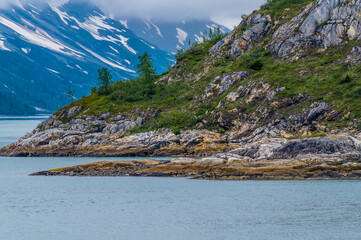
[249,59,264,71]
[137,110,200,135]
[97,68,112,95]
[339,74,353,84]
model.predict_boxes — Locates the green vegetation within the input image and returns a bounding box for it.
[132,110,200,135]
[92,53,159,103]
[96,67,113,95]
[66,86,75,103]
[176,26,228,61]
[61,0,361,135]
[64,35,361,132]
[259,0,315,20]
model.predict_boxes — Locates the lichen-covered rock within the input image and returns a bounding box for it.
[209,0,361,59]
[271,137,361,159]
[31,137,361,179]
[346,46,361,63]
[210,14,272,57]
[0,109,232,157]
[204,71,250,99]
[202,136,361,163]
[269,0,361,58]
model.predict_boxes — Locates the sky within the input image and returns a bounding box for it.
[5,0,266,29]
[92,0,266,29]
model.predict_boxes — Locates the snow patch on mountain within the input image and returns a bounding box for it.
[78,43,136,73]
[119,19,128,29]
[80,15,119,34]
[140,39,155,49]
[0,15,83,57]
[28,4,42,13]
[0,37,10,51]
[46,68,60,74]
[3,84,15,94]
[149,20,163,38]
[68,14,137,55]
[73,64,88,74]
[34,106,48,112]
[48,0,69,8]
[176,28,187,46]
[50,6,70,25]
[14,0,26,11]
[21,18,36,29]
[117,34,136,54]
[109,45,119,54]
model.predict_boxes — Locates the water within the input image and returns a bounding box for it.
[1,118,361,240]
[0,116,48,148]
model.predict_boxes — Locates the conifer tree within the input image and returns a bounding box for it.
[137,53,157,98]
[66,86,75,102]
[97,67,112,94]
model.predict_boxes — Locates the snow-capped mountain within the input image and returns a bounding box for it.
[0,1,172,114]
[0,0,228,115]
[127,19,229,53]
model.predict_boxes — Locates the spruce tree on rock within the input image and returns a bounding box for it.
[137,53,157,99]
[97,67,112,94]
[66,86,75,103]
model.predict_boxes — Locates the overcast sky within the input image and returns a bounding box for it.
[93,0,266,29]
[7,0,266,29]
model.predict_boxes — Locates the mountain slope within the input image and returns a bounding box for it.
[0,1,228,115]
[0,1,172,115]
[5,0,361,165]
[127,19,229,53]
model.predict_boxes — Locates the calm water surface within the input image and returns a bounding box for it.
[1,117,361,240]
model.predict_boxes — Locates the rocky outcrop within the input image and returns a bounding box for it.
[203,136,361,163]
[208,0,361,60]
[270,0,361,58]
[210,14,272,56]
[203,71,250,99]
[0,107,232,156]
[346,46,361,63]
[208,77,339,142]
[31,136,361,180]
[0,81,343,157]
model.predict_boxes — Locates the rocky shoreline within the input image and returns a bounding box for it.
[29,136,361,180]
[30,156,361,180]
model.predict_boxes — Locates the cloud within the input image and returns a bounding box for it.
[3,0,265,29]
[93,0,265,28]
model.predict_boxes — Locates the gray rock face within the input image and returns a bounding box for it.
[306,102,330,124]
[65,106,84,118]
[209,36,228,54]
[0,104,230,157]
[204,71,250,99]
[270,0,361,58]
[226,92,241,102]
[206,136,361,162]
[346,46,361,63]
[272,137,361,159]
[209,0,361,59]
[210,14,272,57]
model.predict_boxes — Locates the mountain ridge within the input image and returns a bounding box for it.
[0,0,225,115]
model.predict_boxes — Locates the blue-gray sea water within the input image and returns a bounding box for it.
[1,117,361,240]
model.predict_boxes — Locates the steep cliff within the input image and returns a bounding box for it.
[3,0,361,161]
